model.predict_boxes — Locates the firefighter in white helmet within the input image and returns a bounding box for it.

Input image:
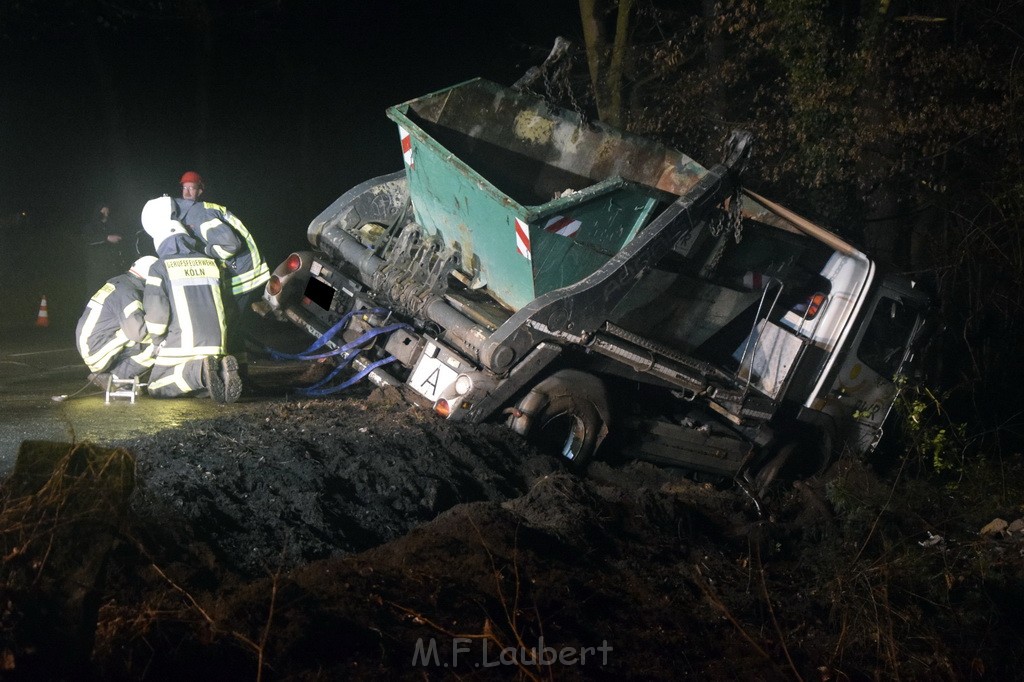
[75,255,159,388]
[140,196,242,402]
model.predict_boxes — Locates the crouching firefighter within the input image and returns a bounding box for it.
[75,256,159,388]
[139,196,242,403]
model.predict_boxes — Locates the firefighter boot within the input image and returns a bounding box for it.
[221,355,243,404]
[202,356,226,403]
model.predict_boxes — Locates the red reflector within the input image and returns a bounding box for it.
[285,253,302,273]
[806,292,826,318]
[266,276,282,296]
[434,399,451,418]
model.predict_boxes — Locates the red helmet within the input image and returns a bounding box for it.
[180,171,204,187]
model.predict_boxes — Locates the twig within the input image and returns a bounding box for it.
[691,563,790,680]
[386,601,542,682]
[851,453,909,566]
[753,542,804,681]
[141,547,261,655]
[256,570,280,682]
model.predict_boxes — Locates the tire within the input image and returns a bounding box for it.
[509,370,609,470]
[524,393,604,470]
[754,429,831,494]
[753,441,797,494]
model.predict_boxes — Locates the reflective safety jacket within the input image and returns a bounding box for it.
[144,234,227,361]
[174,198,271,299]
[76,273,154,373]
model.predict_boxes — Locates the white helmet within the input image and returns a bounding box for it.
[140,196,187,247]
[129,255,158,280]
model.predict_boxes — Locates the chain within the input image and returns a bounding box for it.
[705,239,726,273]
[708,208,727,238]
[703,190,744,273]
[729,189,744,243]
[542,50,587,125]
[706,190,744,243]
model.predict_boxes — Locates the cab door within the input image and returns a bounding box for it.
[819,280,929,455]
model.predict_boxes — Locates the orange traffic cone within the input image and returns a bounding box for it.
[35,296,50,327]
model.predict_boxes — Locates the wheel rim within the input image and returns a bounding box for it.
[540,412,586,461]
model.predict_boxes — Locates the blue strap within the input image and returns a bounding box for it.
[299,350,361,392]
[264,306,392,360]
[275,322,412,362]
[297,355,400,396]
[262,304,413,396]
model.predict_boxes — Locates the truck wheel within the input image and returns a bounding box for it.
[509,371,609,471]
[753,441,797,495]
[530,394,603,469]
[754,430,830,494]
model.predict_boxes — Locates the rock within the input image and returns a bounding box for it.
[980,518,1009,536]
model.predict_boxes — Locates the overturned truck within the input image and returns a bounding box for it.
[259,76,928,495]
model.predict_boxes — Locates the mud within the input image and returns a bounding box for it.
[123,388,559,578]
[2,388,1023,680]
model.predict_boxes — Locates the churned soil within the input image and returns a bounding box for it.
[2,383,1023,680]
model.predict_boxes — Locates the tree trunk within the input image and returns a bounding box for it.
[854,2,904,267]
[579,0,633,127]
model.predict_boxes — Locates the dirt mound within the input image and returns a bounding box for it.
[119,388,559,578]
[3,389,1024,680]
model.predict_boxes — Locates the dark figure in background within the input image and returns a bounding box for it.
[174,171,270,353]
[81,203,126,296]
[75,256,158,389]
[140,196,242,403]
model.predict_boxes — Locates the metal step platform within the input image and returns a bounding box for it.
[105,375,145,404]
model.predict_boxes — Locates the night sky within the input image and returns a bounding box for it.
[1,1,578,325]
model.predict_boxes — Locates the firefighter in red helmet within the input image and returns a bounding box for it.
[174,171,270,353]
[180,171,204,201]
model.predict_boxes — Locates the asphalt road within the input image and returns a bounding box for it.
[0,319,316,474]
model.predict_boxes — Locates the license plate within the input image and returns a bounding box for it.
[302,274,335,311]
[408,343,460,402]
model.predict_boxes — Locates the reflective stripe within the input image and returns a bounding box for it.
[148,363,193,392]
[85,332,131,369]
[83,332,133,372]
[76,284,126,372]
[76,302,104,363]
[147,321,169,336]
[122,299,143,318]
[199,217,226,241]
[230,263,271,295]
[154,345,223,360]
[200,201,270,296]
[133,345,157,368]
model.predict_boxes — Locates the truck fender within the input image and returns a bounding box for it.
[508,370,610,469]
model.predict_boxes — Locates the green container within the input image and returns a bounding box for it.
[386,78,710,311]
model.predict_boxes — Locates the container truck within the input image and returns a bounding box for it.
[258,75,929,497]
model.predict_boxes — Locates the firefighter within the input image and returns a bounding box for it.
[75,255,158,389]
[140,196,242,402]
[174,171,270,351]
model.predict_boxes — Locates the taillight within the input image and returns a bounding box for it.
[285,253,302,273]
[434,399,452,418]
[266,275,283,296]
[793,292,827,320]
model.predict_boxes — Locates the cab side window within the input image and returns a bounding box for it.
[858,297,915,378]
